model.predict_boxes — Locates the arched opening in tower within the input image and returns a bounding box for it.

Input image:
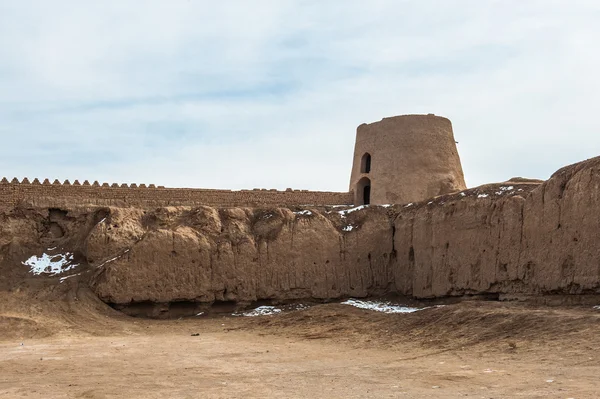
[356,177,371,205]
[360,153,371,174]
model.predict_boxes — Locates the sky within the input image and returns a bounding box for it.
[1,0,599,192]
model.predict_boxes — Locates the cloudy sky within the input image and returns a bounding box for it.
[1,1,599,191]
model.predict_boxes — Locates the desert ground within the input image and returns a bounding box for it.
[1,286,600,399]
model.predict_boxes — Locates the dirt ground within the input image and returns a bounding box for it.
[1,287,600,398]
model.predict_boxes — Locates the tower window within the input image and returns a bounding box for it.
[360,153,371,174]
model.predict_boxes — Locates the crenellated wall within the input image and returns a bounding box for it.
[0,177,353,208]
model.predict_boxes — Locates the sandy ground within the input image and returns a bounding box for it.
[1,289,600,398]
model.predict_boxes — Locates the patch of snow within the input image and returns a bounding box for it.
[263,214,273,219]
[342,225,354,232]
[460,192,466,197]
[338,205,367,217]
[196,312,204,316]
[341,299,432,314]
[294,210,313,216]
[477,194,489,198]
[96,249,130,268]
[291,304,309,311]
[23,253,79,276]
[427,201,433,205]
[235,306,282,317]
[495,186,516,195]
[47,247,57,251]
[98,255,121,268]
[330,205,350,208]
[404,203,413,208]
[59,273,81,283]
[380,204,392,208]
[593,305,600,310]
[98,217,107,224]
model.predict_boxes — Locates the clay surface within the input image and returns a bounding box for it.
[3,290,600,399]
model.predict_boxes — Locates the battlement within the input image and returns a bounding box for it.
[0,177,163,189]
[0,177,353,208]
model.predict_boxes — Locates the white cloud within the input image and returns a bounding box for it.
[1,0,599,191]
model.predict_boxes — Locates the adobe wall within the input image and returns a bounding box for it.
[392,156,600,299]
[0,178,353,208]
[349,114,466,205]
[3,156,600,310]
[87,156,600,305]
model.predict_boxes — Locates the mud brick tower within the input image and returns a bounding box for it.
[349,114,466,205]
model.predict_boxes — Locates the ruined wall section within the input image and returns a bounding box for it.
[0,178,353,208]
[393,156,600,299]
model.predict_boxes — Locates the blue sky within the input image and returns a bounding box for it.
[1,0,599,191]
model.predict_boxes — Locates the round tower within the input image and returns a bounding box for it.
[349,114,466,205]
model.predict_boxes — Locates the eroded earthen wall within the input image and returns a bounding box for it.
[393,157,600,298]
[3,157,600,307]
[85,156,600,303]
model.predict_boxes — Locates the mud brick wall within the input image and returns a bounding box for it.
[0,178,353,209]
